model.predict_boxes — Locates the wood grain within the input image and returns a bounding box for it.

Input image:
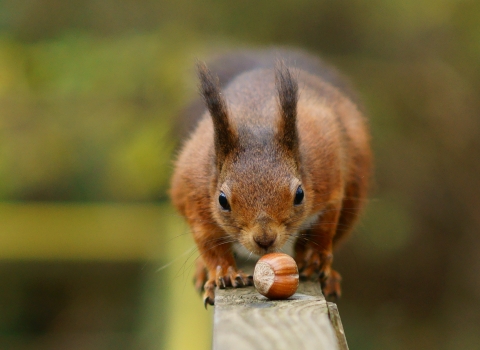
[213,281,348,350]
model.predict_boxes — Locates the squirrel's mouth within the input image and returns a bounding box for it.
[233,233,293,259]
[234,225,291,256]
[252,245,277,256]
[232,237,274,256]
[242,235,283,256]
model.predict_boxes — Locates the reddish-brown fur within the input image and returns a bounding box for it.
[170,49,372,306]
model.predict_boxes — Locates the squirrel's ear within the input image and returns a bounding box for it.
[275,61,299,159]
[197,61,238,170]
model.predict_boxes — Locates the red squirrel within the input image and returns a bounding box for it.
[170,48,372,306]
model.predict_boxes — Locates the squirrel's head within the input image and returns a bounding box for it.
[198,62,312,255]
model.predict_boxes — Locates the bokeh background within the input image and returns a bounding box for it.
[1,0,479,349]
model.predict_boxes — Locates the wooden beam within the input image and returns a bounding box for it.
[0,203,170,260]
[213,281,348,350]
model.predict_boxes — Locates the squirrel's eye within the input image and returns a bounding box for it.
[218,192,231,211]
[294,186,304,206]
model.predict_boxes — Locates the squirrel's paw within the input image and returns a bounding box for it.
[221,266,253,288]
[295,245,333,279]
[200,265,253,307]
[321,269,342,300]
[295,247,342,298]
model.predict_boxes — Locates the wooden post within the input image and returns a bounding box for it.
[213,281,348,350]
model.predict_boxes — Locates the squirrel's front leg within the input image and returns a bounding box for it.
[190,221,253,306]
[294,203,342,298]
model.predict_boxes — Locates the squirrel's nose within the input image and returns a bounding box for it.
[254,235,276,250]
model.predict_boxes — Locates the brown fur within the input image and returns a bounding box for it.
[170,49,372,305]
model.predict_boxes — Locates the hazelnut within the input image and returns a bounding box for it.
[253,252,299,299]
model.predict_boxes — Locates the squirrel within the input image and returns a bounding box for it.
[170,48,372,306]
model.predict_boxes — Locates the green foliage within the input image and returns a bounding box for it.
[0,31,203,200]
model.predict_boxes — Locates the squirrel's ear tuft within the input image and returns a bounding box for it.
[197,61,238,170]
[275,61,299,158]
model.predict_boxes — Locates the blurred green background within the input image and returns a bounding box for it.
[0,0,479,349]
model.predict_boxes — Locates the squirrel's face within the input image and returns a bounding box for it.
[198,61,307,255]
[211,156,311,255]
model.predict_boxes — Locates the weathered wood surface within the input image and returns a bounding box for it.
[213,281,348,350]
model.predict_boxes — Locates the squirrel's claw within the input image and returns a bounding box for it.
[203,295,214,308]
[321,269,342,300]
[227,266,242,287]
[296,247,323,280]
[295,243,341,297]
[216,266,228,289]
[199,266,254,307]
[234,275,244,287]
[203,280,216,307]
[227,266,253,288]
[218,276,227,289]
[215,265,253,289]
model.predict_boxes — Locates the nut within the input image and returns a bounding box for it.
[253,252,299,299]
